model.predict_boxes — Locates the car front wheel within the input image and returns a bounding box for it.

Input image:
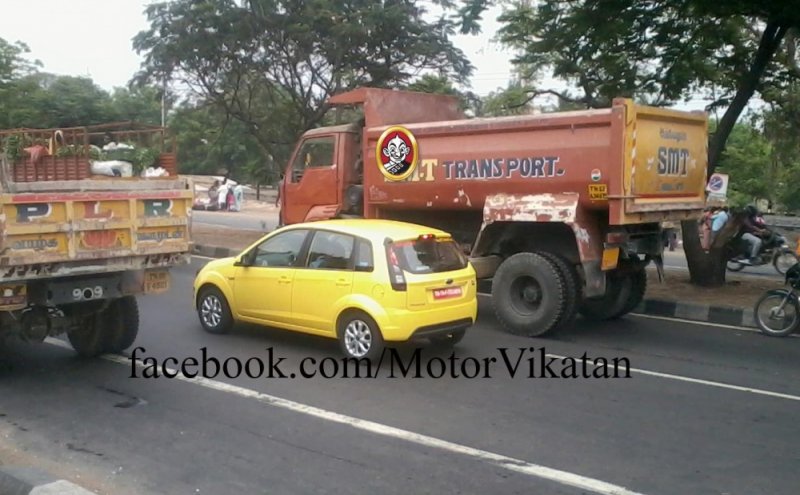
[337,311,384,362]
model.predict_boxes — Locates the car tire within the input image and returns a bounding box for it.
[430,329,466,347]
[337,311,385,362]
[491,252,567,337]
[105,296,140,354]
[197,286,234,334]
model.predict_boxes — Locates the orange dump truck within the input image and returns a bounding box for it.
[280,88,709,336]
[0,123,192,356]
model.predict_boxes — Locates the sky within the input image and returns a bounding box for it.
[0,0,716,112]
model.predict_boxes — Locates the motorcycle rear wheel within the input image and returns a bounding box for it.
[773,250,799,275]
[754,291,800,337]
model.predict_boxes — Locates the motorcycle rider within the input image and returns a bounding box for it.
[740,205,769,265]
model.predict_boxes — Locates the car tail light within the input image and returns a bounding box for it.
[384,241,407,292]
[418,234,436,241]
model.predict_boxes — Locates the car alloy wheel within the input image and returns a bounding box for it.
[201,294,224,329]
[344,319,372,358]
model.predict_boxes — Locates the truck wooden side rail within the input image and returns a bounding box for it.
[280,88,709,337]
[0,123,192,357]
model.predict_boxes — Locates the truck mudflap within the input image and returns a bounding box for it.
[479,192,602,260]
[471,193,607,297]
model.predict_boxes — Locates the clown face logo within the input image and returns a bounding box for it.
[376,126,419,181]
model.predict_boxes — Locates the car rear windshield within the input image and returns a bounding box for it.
[391,238,468,274]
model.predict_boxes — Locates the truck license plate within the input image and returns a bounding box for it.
[433,287,462,300]
[145,271,170,294]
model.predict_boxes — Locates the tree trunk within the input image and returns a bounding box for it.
[680,219,727,287]
[256,182,261,200]
[684,22,787,287]
[707,22,788,175]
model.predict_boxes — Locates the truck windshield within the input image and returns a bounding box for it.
[391,238,468,274]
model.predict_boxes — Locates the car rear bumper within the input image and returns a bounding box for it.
[380,299,477,342]
[410,318,474,339]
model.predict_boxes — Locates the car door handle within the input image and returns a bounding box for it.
[278,276,292,284]
[336,279,351,287]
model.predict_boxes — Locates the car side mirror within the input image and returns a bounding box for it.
[234,254,251,267]
[354,263,373,272]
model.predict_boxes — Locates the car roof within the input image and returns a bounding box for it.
[279,219,452,243]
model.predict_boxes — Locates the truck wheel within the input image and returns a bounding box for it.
[105,296,140,354]
[491,252,567,337]
[578,272,633,321]
[538,252,582,331]
[67,312,107,358]
[614,268,647,318]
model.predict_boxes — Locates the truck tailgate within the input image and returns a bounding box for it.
[1,189,192,267]
[622,100,708,214]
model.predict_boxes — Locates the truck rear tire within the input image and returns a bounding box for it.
[578,269,642,321]
[105,296,140,354]
[539,252,581,331]
[67,311,107,358]
[614,268,647,318]
[491,252,567,337]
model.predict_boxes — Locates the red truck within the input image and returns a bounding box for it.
[279,87,709,336]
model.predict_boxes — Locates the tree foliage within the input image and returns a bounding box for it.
[132,0,474,174]
[456,0,800,173]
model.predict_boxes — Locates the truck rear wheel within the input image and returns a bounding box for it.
[105,296,140,354]
[614,268,647,318]
[539,252,581,331]
[67,311,107,358]
[491,252,567,337]
[579,269,644,321]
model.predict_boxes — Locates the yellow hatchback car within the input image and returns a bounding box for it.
[192,219,478,360]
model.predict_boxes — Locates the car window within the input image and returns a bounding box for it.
[305,231,354,270]
[392,237,468,274]
[251,230,308,268]
[355,239,374,271]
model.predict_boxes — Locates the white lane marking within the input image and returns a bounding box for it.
[630,313,800,338]
[540,351,800,402]
[40,338,645,495]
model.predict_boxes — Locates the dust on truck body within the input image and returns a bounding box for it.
[0,123,192,356]
[280,87,708,336]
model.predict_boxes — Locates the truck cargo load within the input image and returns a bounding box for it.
[0,122,192,357]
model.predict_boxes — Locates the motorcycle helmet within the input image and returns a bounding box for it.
[744,205,758,217]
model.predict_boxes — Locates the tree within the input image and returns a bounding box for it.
[132,0,474,177]
[456,0,800,286]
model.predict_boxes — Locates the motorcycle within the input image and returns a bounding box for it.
[726,230,799,275]
[754,262,800,337]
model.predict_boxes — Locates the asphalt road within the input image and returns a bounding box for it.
[2,257,799,495]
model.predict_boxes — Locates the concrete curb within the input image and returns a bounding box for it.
[0,466,95,494]
[193,245,758,330]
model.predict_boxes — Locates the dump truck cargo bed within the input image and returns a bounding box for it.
[359,97,708,225]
